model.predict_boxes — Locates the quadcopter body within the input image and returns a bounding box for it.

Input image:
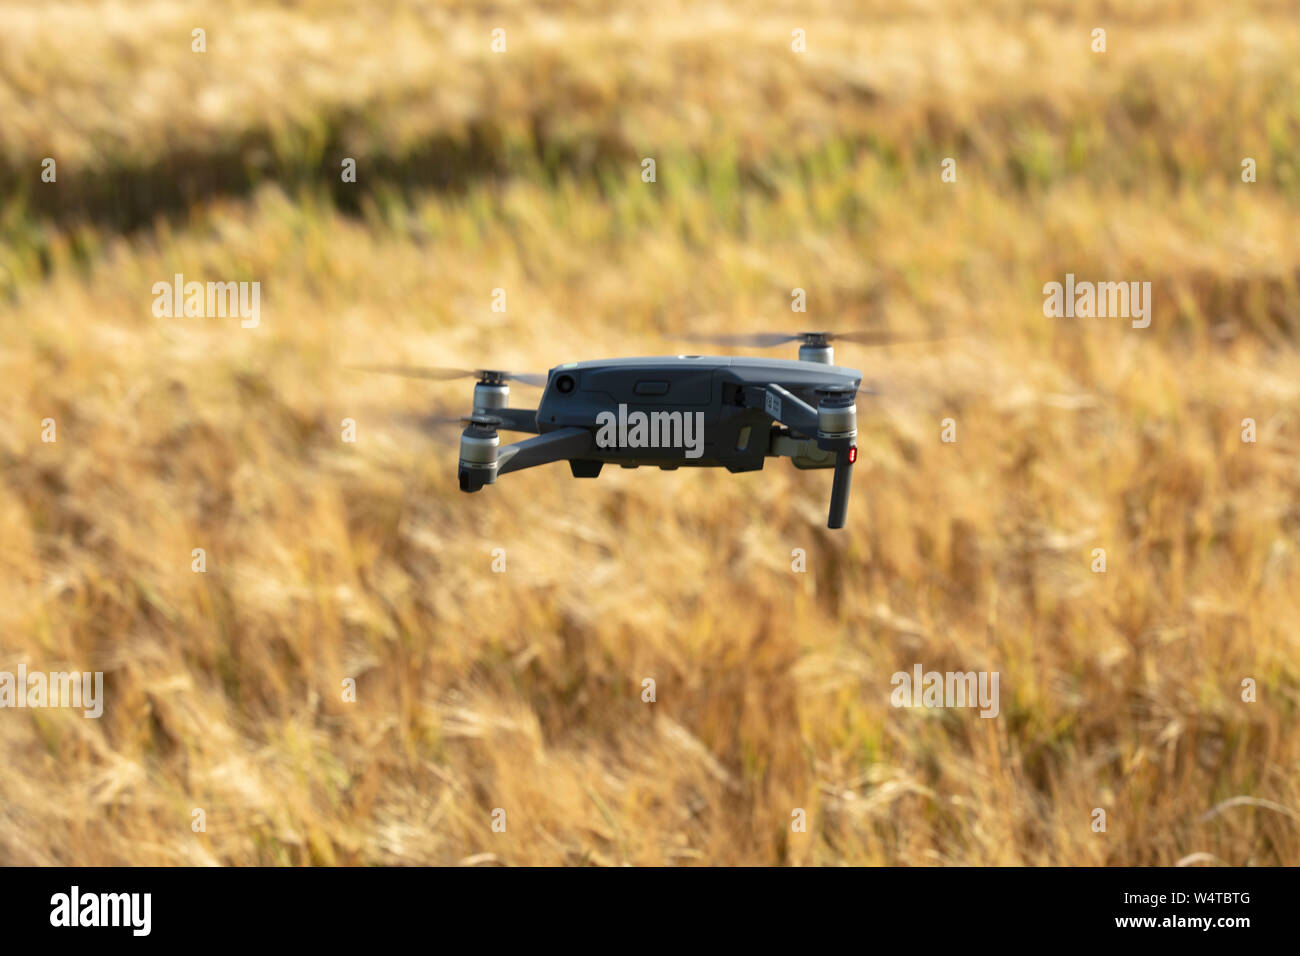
[358,330,927,529]
[456,347,863,529]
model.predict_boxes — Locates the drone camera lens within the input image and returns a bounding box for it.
[555,374,576,394]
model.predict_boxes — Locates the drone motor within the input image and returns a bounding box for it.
[473,380,510,414]
[798,333,835,366]
[815,385,858,439]
[458,416,503,491]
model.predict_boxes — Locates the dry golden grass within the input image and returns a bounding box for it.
[1,0,1298,865]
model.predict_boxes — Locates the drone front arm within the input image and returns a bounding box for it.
[460,425,595,492]
[497,427,594,475]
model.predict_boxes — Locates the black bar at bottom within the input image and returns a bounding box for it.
[0,864,1283,944]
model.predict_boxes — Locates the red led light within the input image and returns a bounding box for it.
[847,446,857,464]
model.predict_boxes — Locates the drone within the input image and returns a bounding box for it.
[360,330,929,529]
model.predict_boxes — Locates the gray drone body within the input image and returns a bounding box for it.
[456,350,863,529]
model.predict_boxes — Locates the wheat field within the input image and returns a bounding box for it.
[1,0,1298,865]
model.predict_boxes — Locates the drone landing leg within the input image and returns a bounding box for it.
[826,450,853,529]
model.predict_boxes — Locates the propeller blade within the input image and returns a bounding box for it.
[828,330,950,346]
[677,329,949,349]
[350,364,474,380]
[505,371,550,388]
[678,332,803,348]
[393,412,503,442]
[350,365,548,386]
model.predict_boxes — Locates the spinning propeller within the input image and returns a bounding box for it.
[349,366,549,387]
[679,328,947,367]
[679,329,942,348]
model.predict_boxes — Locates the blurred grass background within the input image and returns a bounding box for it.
[1,0,1299,864]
